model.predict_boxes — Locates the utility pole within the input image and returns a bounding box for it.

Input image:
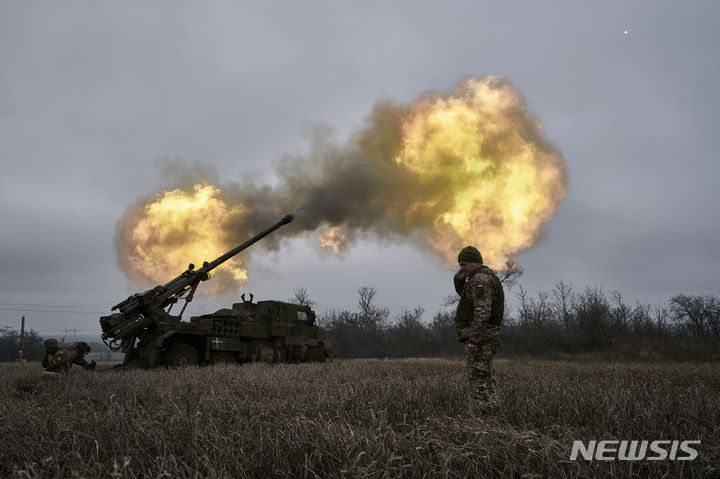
[18,315,26,362]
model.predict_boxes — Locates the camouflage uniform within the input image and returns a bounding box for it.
[68,341,96,370]
[41,338,70,374]
[455,265,504,414]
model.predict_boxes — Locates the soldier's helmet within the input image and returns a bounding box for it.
[43,338,59,350]
[69,341,91,354]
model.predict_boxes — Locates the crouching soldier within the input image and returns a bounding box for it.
[68,341,96,370]
[41,338,70,376]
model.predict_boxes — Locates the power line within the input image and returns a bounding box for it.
[0,302,107,309]
[0,307,106,314]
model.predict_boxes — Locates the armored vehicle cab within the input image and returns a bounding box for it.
[121,297,333,368]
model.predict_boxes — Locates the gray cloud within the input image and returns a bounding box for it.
[1,1,718,334]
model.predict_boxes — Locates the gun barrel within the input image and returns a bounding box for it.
[203,214,294,272]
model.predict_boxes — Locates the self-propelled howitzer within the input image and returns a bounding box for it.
[100,214,296,362]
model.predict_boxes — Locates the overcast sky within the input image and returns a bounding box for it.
[1,1,718,336]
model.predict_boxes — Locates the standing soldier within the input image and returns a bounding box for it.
[41,338,70,375]
[453,246,505,415]
[68,341,96,370]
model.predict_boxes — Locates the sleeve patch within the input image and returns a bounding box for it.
[475,282,486,300]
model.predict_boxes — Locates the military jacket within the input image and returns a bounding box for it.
[68,350,90,368]
[67,342,88,366]
[41,349,70,373]
[455,265,504,346]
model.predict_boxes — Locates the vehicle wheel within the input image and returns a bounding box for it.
[303,346,327,362]
[165,343,199,368]
[211,351,236,365]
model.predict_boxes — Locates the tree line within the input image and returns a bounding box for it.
[0,326,44,362]
[2,282,717,362]
[504,283,719,359]
[303,283,720,361]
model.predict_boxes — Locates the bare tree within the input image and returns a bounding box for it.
[551,280,574,331]
[670,294,720,337]
[610,291,631,334]
[429,310,458,350]
[516,285,533,326]
[357,287,390,332]
[630,301,657,335]
[442,292,460,307]
[574,287,612,346]
[652,305,672,335]
[290,287,315,307]
[497,260,524,288]
[395,306,425,333]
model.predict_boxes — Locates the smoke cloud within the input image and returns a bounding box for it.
[115,76,567,293]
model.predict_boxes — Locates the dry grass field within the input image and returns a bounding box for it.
[1,358,718,478]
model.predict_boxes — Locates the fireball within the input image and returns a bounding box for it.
[116,184,249,295]
[395,76,566,269]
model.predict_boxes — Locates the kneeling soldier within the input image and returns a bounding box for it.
[68,341,96,370]
[41,338,70,375]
